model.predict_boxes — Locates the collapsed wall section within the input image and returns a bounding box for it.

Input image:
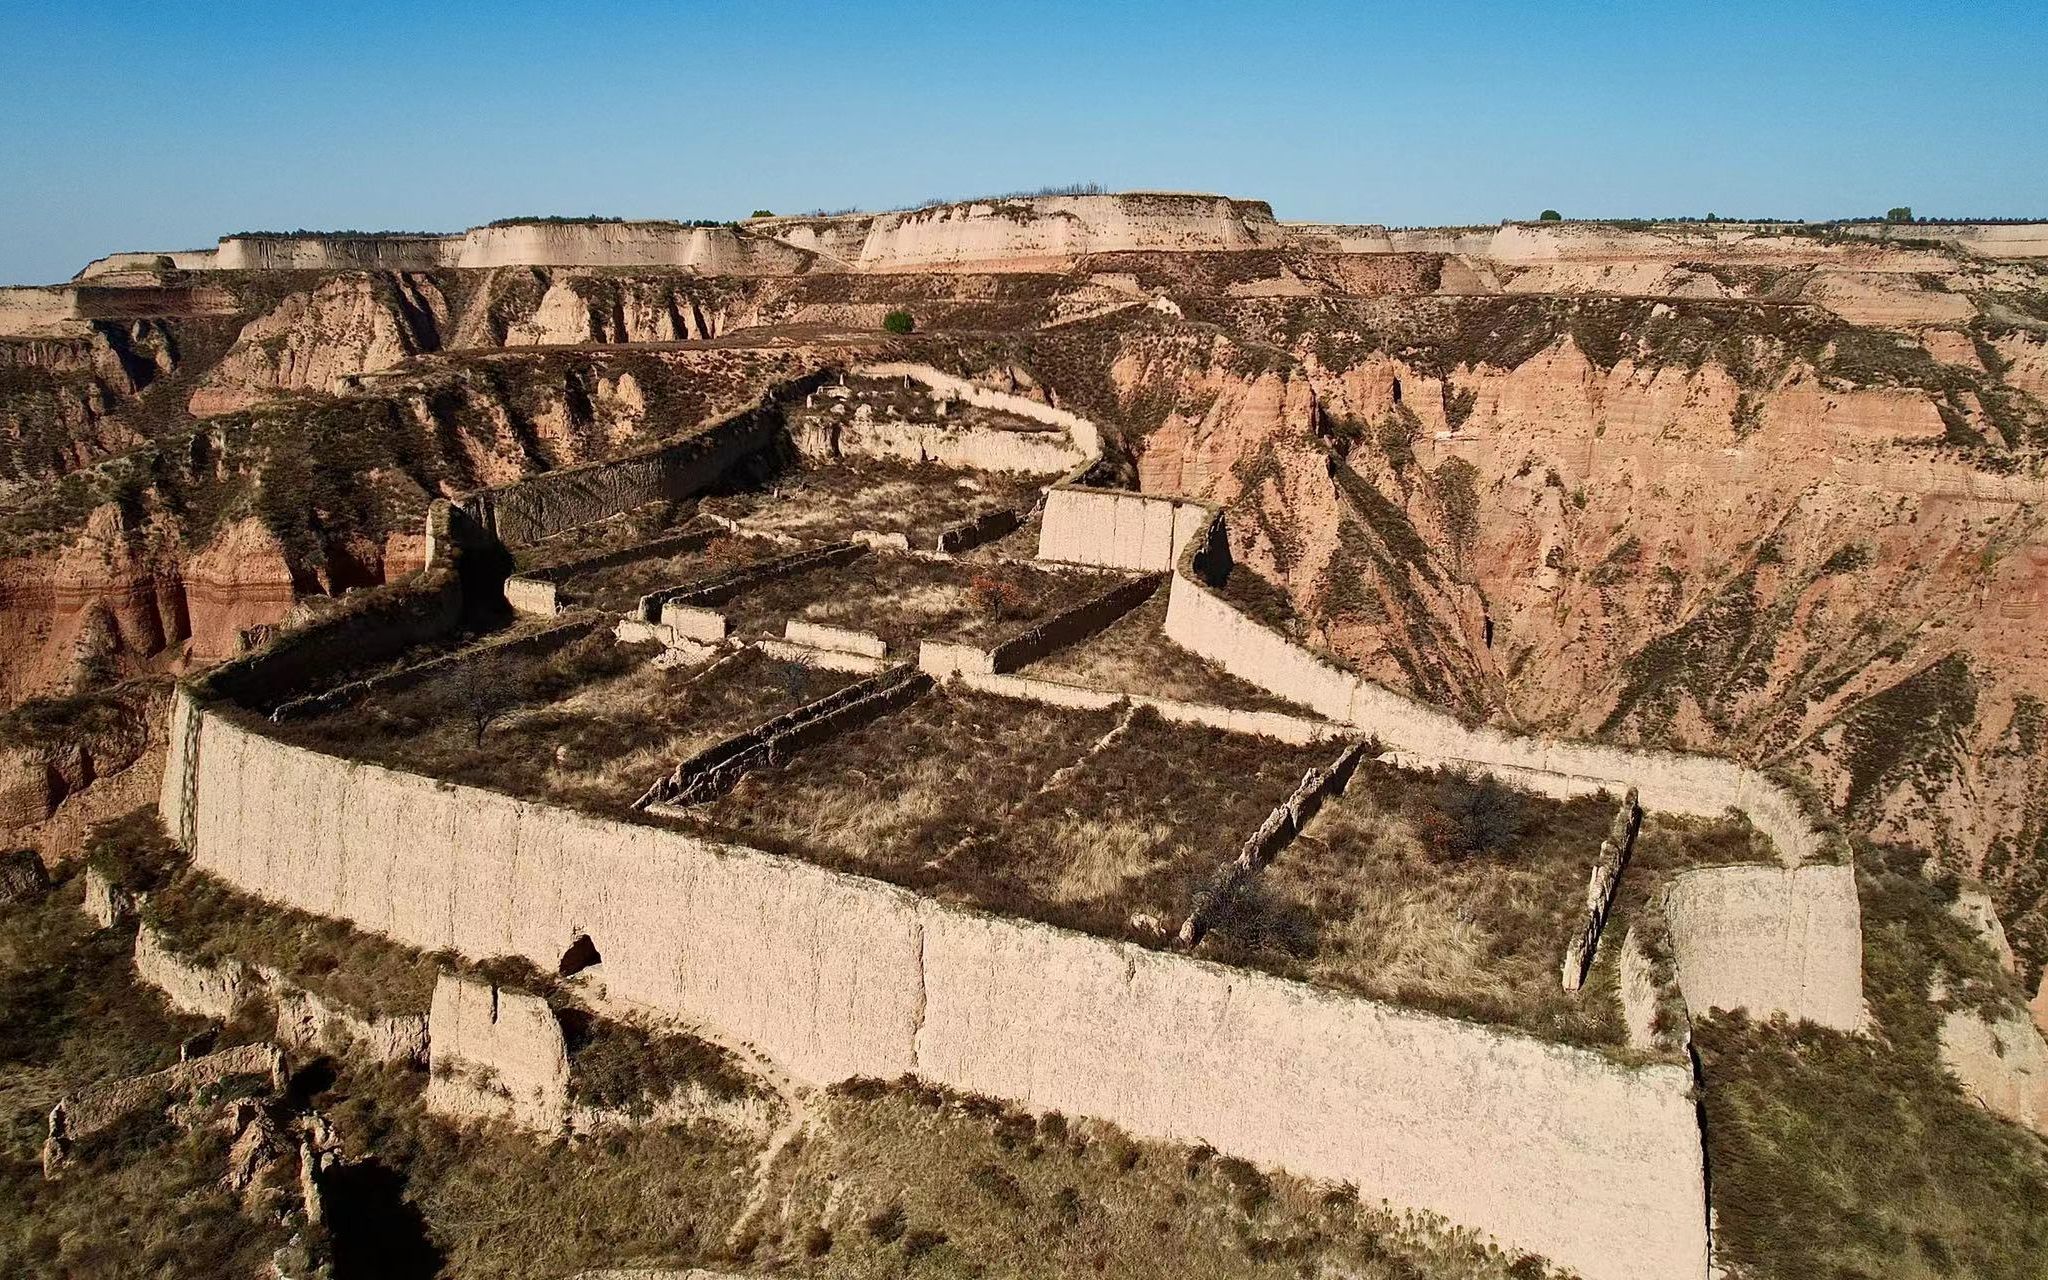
[1662,864,1867,1031]
[167,693,1709,1280]
[425,973,570,1130]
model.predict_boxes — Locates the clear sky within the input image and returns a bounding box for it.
[3,1,2045,284]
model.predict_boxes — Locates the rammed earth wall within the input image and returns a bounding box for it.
[460,395,798,548]
[1158,519,1834,860]
[1146,510,1864,1028]
[1662,864,1866,1032]
[163,688,1708,1280]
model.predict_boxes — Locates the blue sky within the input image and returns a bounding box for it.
[3,1,2044,284]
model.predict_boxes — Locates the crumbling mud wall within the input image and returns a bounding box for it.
[1662,864,1866,1031]
[635,664,933,808]
[462,395,795,548]
[168,698,928,1086]
[425,973,570,1130]
[135,919,428,1064]
[923,667,1346,746]
[1562,791,1644,991]
[1179,742,1364,944]
[135,921,253,1021]
[853,362,1104,456]
[505,529,719,618]
[165,693,1709,1280]
[800,415,1086,474]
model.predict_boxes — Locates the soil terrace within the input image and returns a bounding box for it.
[550,528,787,615]
[718,551,1117,653]
[698,456,1041,547]
[271,636,860,816]
[1020,586,1304,714]
[670,687,1338,943]
[1207,761,1778,1047]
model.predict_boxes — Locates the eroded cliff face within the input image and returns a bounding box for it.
[188,272,448,415]
[1019,291,2047,984]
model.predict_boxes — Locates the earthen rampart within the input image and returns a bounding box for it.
[163,692,1708,1280]
[924,668,1347,745]
[636,541,865,621]
[504,529,718,618]
[982,573,1163,673]
[462,389,807,548]
[268,616,600,723]
[135,918,429,1065]
[1036,486,1215,571]
[55,1043,280,1145]
[1158,528,1836,862]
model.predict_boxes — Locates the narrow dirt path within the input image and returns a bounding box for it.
[571,981,812,1241]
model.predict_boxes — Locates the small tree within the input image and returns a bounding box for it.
[1417,771,1526,859]
[749,209,774,219]
[447,653,515,747]
[1886,206,1913,223]
[883,309,915,334]
[1538,209,1562,221]
[968,573,1031,623]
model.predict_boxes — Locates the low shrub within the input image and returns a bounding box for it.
[883,309,915,335]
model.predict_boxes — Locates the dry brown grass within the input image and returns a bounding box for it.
[1205,761,1620,1044]
[1206,763,1781,1049]
[703,456,1040,545]
[275,637,855,815]
[1024,588,1304,713]
[723,554,1106,652]
[685,692,1329,942]
[736,1076,1562,1279]
[557,529,785,613]
[509,500,697,571]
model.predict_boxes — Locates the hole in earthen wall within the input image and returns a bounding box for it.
[558,933,603,977]
[1391,376,1402,404]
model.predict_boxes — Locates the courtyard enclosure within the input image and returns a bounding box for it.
[163,682,1709,1280]
[135,357,1914,1280]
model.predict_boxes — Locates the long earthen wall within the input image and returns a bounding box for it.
[162,691,1707,1280]
[464,397,793,548]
